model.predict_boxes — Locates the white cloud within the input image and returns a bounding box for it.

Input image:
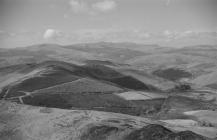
[40,28,217,46]
[68,0,117,15]
[184,30,193,34]
[163,30,172,36]
[163,30,178,40]
[68,28,152,43]
[69,0,89,13]
[160,30,217,43]
[92,0,117,12]
[43,29,62,40]
[0,30,17,39]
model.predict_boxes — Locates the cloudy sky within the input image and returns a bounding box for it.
[0,0,217,48]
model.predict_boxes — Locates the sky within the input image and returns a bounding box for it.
[0,0,217,48]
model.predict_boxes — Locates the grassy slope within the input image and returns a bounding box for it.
[4,67,80,98]
[0,101,213,140]
[33,78,122,94]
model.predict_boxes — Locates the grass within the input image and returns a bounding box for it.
[126,124,208,140]
[153,68,192,81]
[110,76,156,91]
[22,93,138,115]
[22,92,168,117]
[2,61,158,100]
[206,83,217,90]
[75,64,123,79]
[4,68,79,98]
[162,96,217,112]
[81,125,119,140]
[131,98,166,116]
[33,78,122,94]
[73,64,157,91]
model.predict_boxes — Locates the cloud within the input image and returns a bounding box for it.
[68,0,117,15]
[160,30,217,43]
[40,28,217,46]
[1,28,216,48]
[67,28,152,43]
[92,0,117,12]
[69,0,89,13]
[163,30,172,36]
[43,29,62,40]
[0,30,18,40]
[166,0,170,6]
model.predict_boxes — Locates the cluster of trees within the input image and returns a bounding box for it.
[168,83,192,93]
[174,84,192,92]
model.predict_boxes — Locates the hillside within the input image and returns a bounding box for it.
[0,101,214,140]
[1,43,217,140]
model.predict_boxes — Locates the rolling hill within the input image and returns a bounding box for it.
[1,43,217,140]
[0,101,214,140]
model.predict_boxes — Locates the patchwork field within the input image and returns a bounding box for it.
[116,91,166,100]
[33,78,123,94]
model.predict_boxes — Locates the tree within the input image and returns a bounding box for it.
[174,83,191,92]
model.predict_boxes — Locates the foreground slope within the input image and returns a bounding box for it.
[0,101,214,140]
